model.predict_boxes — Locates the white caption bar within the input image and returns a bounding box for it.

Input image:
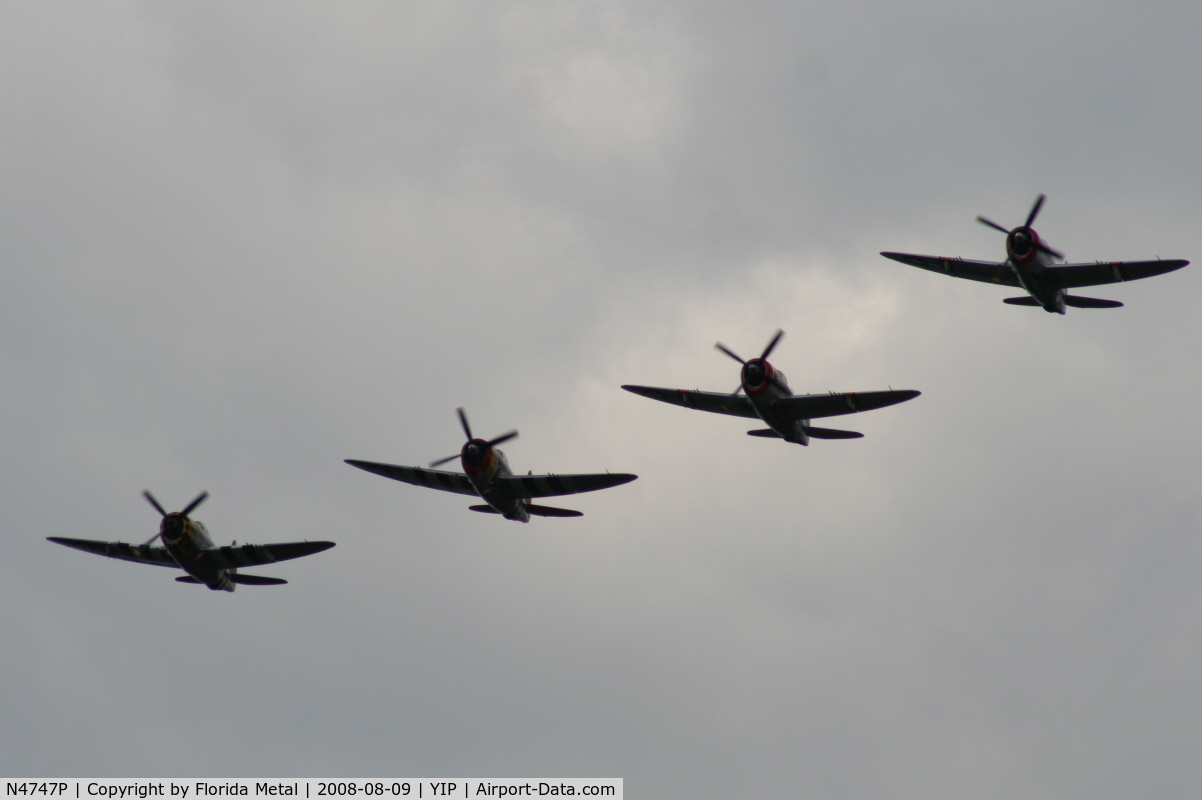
[4,782,620,800]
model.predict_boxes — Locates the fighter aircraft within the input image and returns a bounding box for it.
[880,194,1188,314]
[622,330,919,446]
[345,408,637,522]
[47,491,335,591]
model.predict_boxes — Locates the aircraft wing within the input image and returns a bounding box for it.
[47,537,180,568]
[201,541,335,569]
[621,385,757,418]
[345,459,479,496]
[1045,259,1188,289]
[496,473,638,499]
[778,389,921,420]
[880,252,1021,286]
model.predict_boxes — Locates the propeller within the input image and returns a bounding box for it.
[140,490,208,547]
[429,408,519,468]
[1025,193,1045,227]
[1038,240,1064,260]
[760,329,784,361]
[143,490,168,518]
[429,453,461,468]
[976,194,1064,260]
[715,342,746,365]
[715,330,789,393]
[975,215,1010,235]
[715,343,750,395]
[181,491,209,517]
[487,430,519,448]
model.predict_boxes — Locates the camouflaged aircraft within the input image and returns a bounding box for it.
[881,194,1188,314]
[346,408,637,521]
[47,491,335,591]
[622,330,919,446]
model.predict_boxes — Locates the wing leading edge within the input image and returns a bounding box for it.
[346,459,635,500]
[622,384,918,421]
[621,385,757,418]
[203,541,335,569]
[1044,259,1189,289]
[345,460,478,495]
[46,537,334,570]
[497,473,637,498]
[47,537,180,567]
[778,390,921,420]
[882,251,1188,290]
[880,252,1020,285]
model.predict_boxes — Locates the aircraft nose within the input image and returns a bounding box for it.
[1009,228,1033,256]
[161,515,185,541]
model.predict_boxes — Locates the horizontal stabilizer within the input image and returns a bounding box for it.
[1002,296,1041,306]
[805,426,863,439]
[175,576,202,584]
[746,429,782,438]
[232,574,288,586]
[1064,295,1123,308]
[526,504,583,518]
[469,504,501,514]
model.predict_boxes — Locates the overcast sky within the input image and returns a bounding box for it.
[3,2,1202,797]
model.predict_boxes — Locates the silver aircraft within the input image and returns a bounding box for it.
[622,330,919,446]
[48,491,335,591]
[346,408,637,521]
[881,194,1188,314]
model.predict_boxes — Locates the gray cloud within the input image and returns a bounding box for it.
[3,2,1201,798]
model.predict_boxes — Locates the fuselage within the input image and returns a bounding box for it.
[157,513,235,591]
[461,440,529,522]
[1006,225,1067,314]
[741,359,810,445]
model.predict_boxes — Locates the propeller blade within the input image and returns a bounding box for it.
[1025,194,1046,228]
[429,454,461,468]
[715,343,746,364]
[488,430,518,448]
[732,384,743,396]
[143,491,167,517]
[456,407,473,441]
[181,491,208,517]
[1037,241,1064,260]
[976,215,1011,235]
[140,531,162,548]
[760,329,785,360]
